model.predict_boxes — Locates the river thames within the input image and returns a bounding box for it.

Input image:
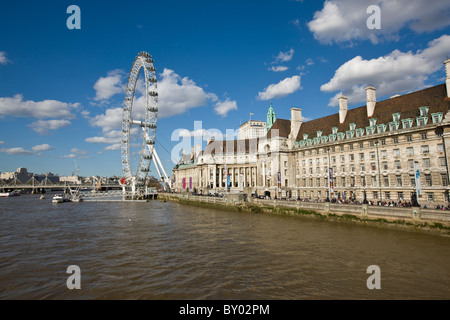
[1,193,450,300]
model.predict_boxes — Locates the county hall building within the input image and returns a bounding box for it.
[172,60,450,207]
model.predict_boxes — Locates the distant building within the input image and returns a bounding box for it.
[238,120,266,140]
[172,59,450,207]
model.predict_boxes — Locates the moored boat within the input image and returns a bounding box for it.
[0,191,20,197]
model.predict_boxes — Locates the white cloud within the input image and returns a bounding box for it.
[321,34,450,106]
[214,99,238,117]
[85,136,121,144]
[0,94,78,119]
[29,119,71,134]
[269,66,289,72]
[258,75,302,100]
[0,141,4,144]
[0,51,11,65]
[274,48,294,63]
[104,144,121,151]
[0,147,33,156]
[32,144,53,152]
[61,153,88,159]
[308,0,450,45]
[93,69,125,101]
[70,148,88,155]
[158,68,217,118]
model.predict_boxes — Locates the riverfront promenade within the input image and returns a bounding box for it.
[159,193,450,236]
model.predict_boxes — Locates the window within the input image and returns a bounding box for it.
[356,129,364,138]
[377,124,387,134]
[371,162,376,171]
[419,106,429,116]
[431,112,443,124]
[350,154,354,161]
[394,149,400,156]
[369,118,377,127]
[384,176,389,186]
[359,153,365,160]
[417,117,428,126]
[393,137,399,144]
[408,159,414,169]
[350,164,355,172]
[402,119,413,129]
[303,134,308,140]
[440,157,446,167]
[407,147,414,155]
[398,192,404,201]
[382,161,388,170]
[393,113,400,122]
[427,193,434,202]
[284,161,288,167]
[381,150,387,158]
[425,174,432,187]
[423,158,431,168]
[349,123,356,131]
[351,176,355,187]
[349,144,354,150]
[442,173,448,187]
[380,139,386,146]
[385,192,391,200]
[395,160,401,170]
[406,135,413,142]
[332,127,338,134]
[438,144,444,153]
[422,145,429,154]
[359,142,364,149]
[361,176,366,186]
[361,163,365,171]
[389,122,399,131]
[341,165,345,173]
[421,133,427,140]
[342,177,346,187]
[410,175,416,187]
[340,155,345,162]
[373,191,378,199]
[372,176,377,187]
[396,175,402,187]
[370,151,376,159]
[317,130,322,137]
[366,127,375,135]
[332,156,336,163]
[317,178,321,187]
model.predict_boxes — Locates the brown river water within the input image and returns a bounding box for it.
[1,193,450,299]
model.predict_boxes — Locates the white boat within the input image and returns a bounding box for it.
[40,195,46,200]
[52,194,67,203]
[0,191,20,197]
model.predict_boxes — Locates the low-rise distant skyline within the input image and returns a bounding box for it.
[1,0,450,177]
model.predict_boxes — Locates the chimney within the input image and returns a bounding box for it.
[288,107,303,147]
[445,59,450,98]
[366,86,376,117]
[338,96,348,124]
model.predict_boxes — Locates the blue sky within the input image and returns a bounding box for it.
[1,0,450,177]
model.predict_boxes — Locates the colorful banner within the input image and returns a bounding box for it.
[277,172,281,193]
[329,168,334,193]
[189,177,192,190]
[414,161,422,196]
[182,178,186,190]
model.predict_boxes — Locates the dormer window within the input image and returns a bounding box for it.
[366,126,375,135]
[303,134,308,140]
[419,106,429,117]
[346,130,354,139]
[317,130,322,137]
[355,128,364,138]
[402,118,413,129]
[392,113,400,122]
[321,136,328,144]
[369,118,377,127]
[389,122,399,131]
[337,132,345,141]
[431,112,443,124]
[332,127,338,134]
[416,116,428,126]
[329,134,336,142]
[377,124,386,134]
[349,123,356,131]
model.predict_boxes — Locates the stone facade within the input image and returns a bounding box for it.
[173,62,450,207]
